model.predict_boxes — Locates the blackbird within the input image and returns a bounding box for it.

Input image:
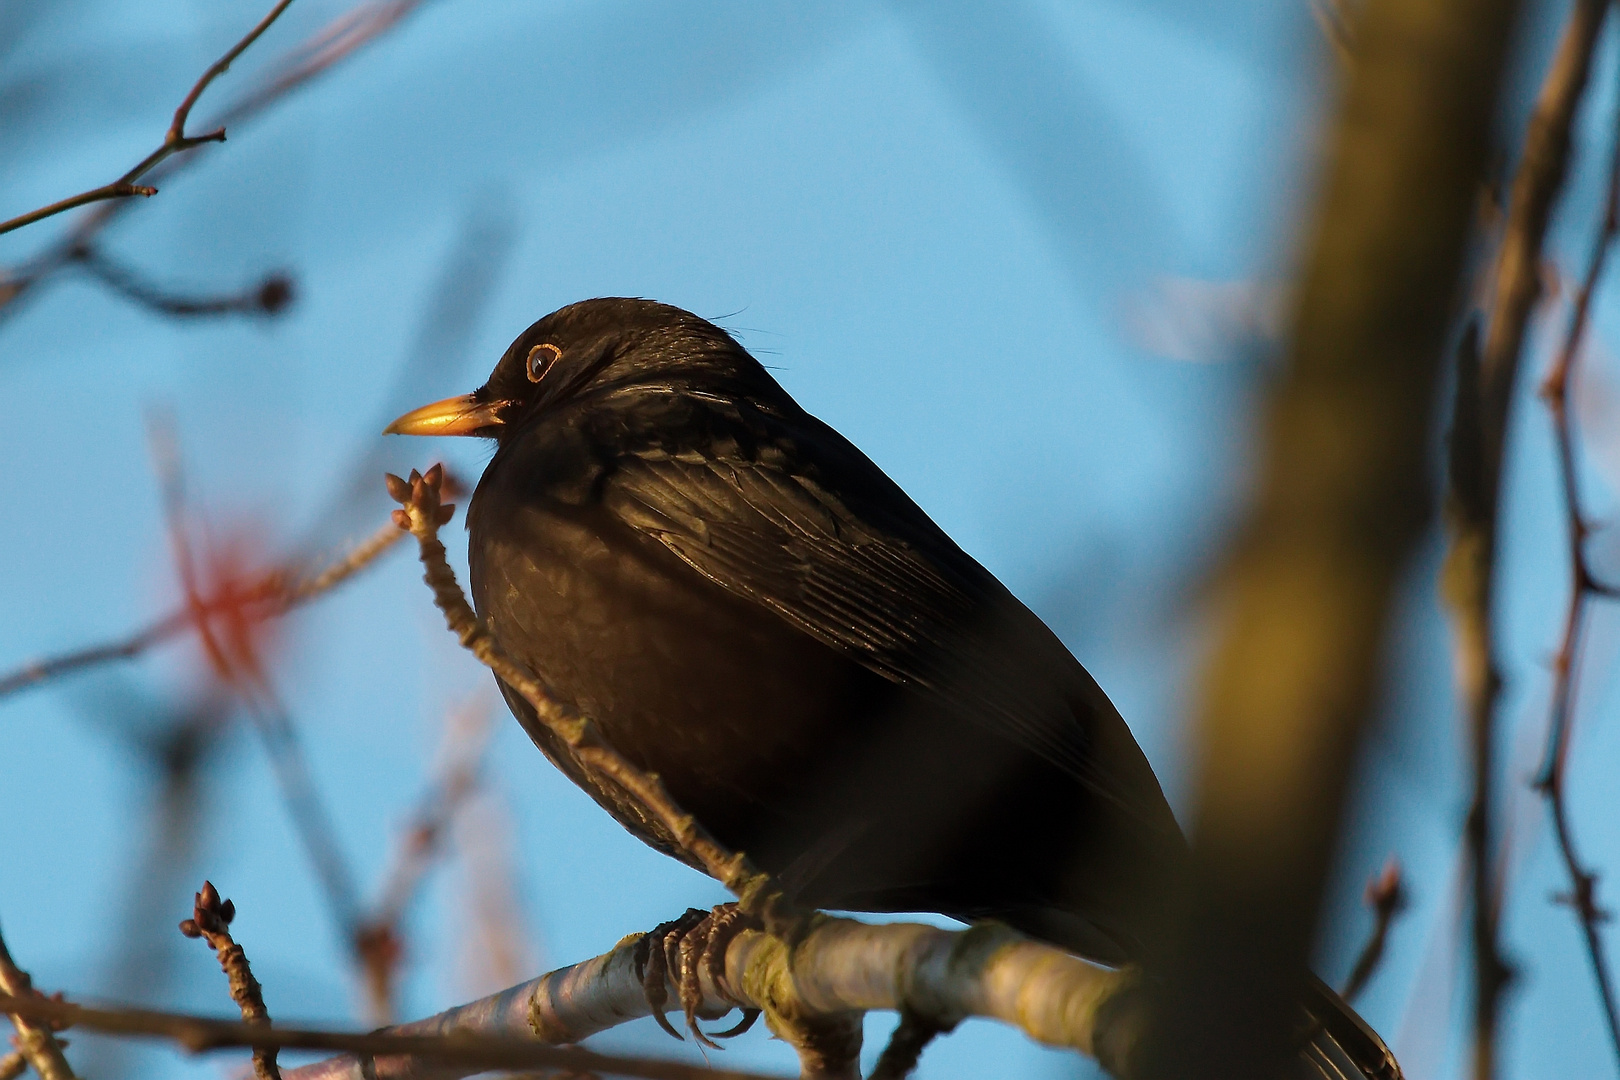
[387,297,1400,1079]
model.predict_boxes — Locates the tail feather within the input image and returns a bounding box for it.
[1295,976,1402,1080]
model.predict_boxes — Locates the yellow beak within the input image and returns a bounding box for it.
[384,393,508,437]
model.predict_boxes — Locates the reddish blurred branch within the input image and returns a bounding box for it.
[0,519,404,700]
[179,883,280,1080]
[0,0,297,237]
[1528,54,1620,1062]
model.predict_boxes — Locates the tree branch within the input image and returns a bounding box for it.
[0,991,781,1080]
[1447,4,1610,1077]
[1341,858,1407,1004]
[0,518,405,701]
[0,927,79,1080]
[69,244,294,319]
[0,0,297,237]
[0,0,427,321]
[1528,41,1620,1064]
[179,882,281,1080]
[1142,0,1523,1074]
[279,917,1129,1080]
[356,697,493,1024]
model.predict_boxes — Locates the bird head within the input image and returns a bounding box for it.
[384,297,757,440]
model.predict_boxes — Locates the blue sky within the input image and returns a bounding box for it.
[2,2,1618,1078]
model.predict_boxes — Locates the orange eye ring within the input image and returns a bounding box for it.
[527,342,562,382]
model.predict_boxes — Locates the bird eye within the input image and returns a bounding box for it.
[527,343,562,382]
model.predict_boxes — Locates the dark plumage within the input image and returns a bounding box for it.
[387,297,1399,1080]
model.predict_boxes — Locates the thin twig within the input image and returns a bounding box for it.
[385,467,792,932]
[0,927,79,1080]
[247,692,366,933]
[70,245,294,318]
[72,693,230,1080]
[145,417,366,935]
[0,519,405,701]
[357,698,494,1024]
[179,882,281,1080]
[0,992,782,1080]
[371,699,490,925]
[0,1051,25,1080]
[1446,4,1610,1078]
[155,421,371,948]
[0,0,297,236]
[1341,858,1408,1004]
[1528,52,1620,1064]
[0,0,427,320]
[212,0,423,133]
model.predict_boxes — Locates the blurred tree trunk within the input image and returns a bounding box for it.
[1141,0,1522,1076]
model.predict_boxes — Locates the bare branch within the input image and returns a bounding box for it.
[0,0,297,237]
[1478,0,1608,449]
[1527,43,1620,1064]
[0,611,190,699]
[1447,4,1610,1076]
[279,918,1130,1080]
[1341,858,1408,1003]
[0,519,405,701]
[250,693,368,933]
[0,0,427,321]
[212,0,425,134]
[1142,0,1522,1073]
[358,698,494,1023]
[69,244,294,319]
[0,991,783,1080]
[179,882,280,1080]
[167,0,297,144]
[0,1051,25,1080]
[0,927,79,1080]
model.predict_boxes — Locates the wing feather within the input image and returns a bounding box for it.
[593,392,1172,835]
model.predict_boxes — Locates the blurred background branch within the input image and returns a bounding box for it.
[67,243,294,319]
[0,926,79,1080]
[1529,39,1620,1060]
[0,0,428,320]
[1146,0,1520,1077]
[0,0,296,237]
[1449,2,1612,1077]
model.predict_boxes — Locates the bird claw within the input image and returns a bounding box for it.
[633,902,762,1047]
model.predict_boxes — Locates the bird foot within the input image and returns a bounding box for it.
[633,902,763,1048]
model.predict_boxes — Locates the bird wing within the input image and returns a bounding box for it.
[594,390,1175,835]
